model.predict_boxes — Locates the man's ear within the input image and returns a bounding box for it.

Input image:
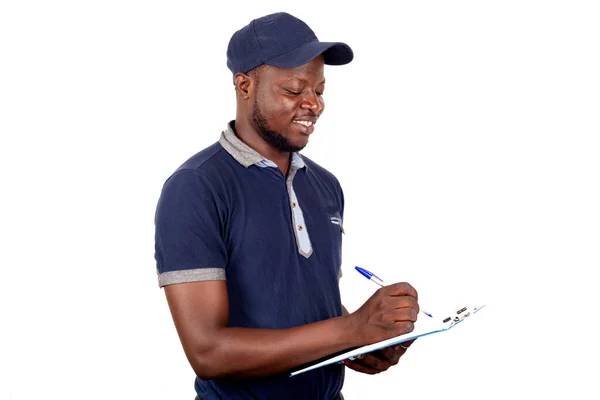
[234,73,252,99]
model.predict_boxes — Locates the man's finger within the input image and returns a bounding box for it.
[384,282,418,299]
[342,359,382,375]
[375,346,400,365]
[377,347,397,362]
[385,306,418,323]
[389,296,420,312]
[356,353,391,371]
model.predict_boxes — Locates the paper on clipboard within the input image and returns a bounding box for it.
[290,305,485,377]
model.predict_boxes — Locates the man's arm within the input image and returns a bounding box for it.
[165,280,419,380]
[342,305,350,316]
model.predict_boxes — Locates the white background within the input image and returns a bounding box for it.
[1,1,599,399]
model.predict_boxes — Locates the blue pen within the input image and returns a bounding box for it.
[355,266,433,318]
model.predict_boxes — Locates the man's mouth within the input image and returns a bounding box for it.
[293,120,314,127]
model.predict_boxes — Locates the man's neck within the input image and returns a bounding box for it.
[232,120,292,176]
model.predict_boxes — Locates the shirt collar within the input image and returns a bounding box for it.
[219,121,307,170]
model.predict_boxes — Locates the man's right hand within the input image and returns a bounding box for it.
[349,282,420,345]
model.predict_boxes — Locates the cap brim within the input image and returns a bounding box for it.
[265,41,354,69]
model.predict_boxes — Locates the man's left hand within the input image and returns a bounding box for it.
[341,339,416,374]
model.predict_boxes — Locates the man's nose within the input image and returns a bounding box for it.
[300,91,323,114]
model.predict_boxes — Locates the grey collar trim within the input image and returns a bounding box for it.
[219,121,264,167]
[219,121,306,170]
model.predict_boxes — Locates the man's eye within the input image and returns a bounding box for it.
[316,92,324,96]
[285,89,301,95]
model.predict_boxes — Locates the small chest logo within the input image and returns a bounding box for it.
[330,216,345,234]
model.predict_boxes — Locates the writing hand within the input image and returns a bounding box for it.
[350,282,420,345]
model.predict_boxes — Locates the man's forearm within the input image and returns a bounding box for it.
[169,280,417,381]
[189,314,359,379]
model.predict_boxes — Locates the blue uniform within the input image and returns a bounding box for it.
[155,122,345,399]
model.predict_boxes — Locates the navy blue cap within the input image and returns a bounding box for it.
[227,12,354,76]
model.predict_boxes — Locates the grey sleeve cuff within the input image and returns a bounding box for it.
[158,268,226,288]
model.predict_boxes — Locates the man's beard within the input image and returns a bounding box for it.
[252,100,305,153]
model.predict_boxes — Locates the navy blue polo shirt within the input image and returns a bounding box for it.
[154,122,345,400]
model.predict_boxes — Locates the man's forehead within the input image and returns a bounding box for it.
[260,57,326,82]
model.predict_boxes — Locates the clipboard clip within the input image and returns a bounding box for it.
[442,305,485,326]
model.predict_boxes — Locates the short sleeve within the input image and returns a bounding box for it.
[154,169,227,287]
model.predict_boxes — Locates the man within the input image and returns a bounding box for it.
[154,12,420,400]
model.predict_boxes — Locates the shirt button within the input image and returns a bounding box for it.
[298,225,303,231]
[292,202,297,207]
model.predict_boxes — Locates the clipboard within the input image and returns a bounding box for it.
[290,305,485,377]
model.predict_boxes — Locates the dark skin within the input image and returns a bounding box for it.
[233,58,326,175]
[164,56,420,379]
[341,306,417,374]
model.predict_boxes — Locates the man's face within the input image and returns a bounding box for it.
[251,56,326,152]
